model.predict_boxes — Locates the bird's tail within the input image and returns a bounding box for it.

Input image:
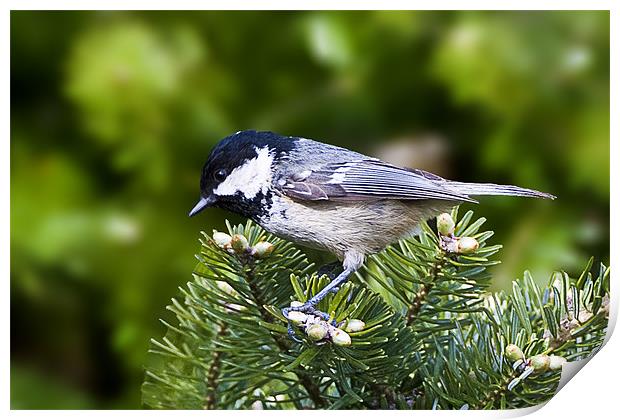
[445,181,556,200]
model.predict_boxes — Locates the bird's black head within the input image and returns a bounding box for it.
[189,130,294,218]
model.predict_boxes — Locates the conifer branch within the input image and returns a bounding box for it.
[142,210,610,410]
[244,264,327,408]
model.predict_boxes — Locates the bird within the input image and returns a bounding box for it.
[189,130,554,329]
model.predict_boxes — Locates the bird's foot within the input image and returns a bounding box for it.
[281,267,355,342]
[282,303,337,342]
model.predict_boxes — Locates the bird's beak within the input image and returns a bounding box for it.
[189,195,216,217]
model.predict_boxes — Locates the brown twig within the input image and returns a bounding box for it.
[406,262,442,326]
[204,324,227,409]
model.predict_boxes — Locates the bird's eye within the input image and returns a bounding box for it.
[214,169,227,182]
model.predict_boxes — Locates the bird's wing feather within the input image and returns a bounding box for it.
[279,160,476,202]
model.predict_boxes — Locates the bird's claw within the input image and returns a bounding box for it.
[287,322,303,343]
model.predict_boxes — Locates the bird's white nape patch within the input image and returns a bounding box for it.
[213,146,274,199]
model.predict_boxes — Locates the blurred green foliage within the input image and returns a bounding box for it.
[10,11,609,409]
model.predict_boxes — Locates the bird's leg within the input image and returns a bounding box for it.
[317,261,344,294]
[307,268,354,307]
[282,268,354,324]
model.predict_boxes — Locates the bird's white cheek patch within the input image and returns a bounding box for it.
[213,147,273,199]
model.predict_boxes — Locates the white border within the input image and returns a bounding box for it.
[4,1,617,419]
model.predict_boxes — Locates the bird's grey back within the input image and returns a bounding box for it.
[275,137,369,178]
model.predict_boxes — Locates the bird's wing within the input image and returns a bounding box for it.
[278,160,476,203]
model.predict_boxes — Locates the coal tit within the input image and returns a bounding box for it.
[190,130,554,323]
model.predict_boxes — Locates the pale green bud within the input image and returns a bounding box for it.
[306,323,328,341]
[437,213,455,236]
[457,237,479,254]
[290,301,304,308]
[252,241,275,258]
[344,319,366,333]
[505,344,524,362]
[231,234,249,253]
[286,311,308,326]
[331,328,352,346]
[530,354,550,372]
[212,230,232,248]
[549,355,567,371]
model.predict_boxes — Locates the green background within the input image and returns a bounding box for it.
[10,10,609,409]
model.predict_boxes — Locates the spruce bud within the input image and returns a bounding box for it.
[212,231,232,248]
[457,237,479,254]
[252,241,275,258]
[344,319,366,333]
[530,354,550,373]
[231,234,249,254]
[549,355,566,371]
[331,328,352,346]
[306,323,328,341]
[437,213,455,236]
[505,344,524,362]
[286,311,308,326]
